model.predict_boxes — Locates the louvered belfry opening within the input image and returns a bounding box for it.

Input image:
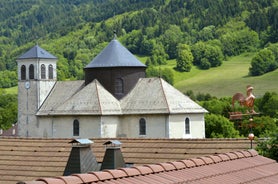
[63,139,98,176]
[100,140,125,170]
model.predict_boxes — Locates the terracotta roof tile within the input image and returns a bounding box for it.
[248,149,259,156]
[119,168,141,176]
[89,171,114,181]
[189,158,206,166]
[206,155,223,163]
[217,153,231,161]
[104,169,128,178]
[56,176,83,184]
[36,178,65,184]
[71,174,99,183]
[133,166,153,175]
[157,162,176,171]
[224,152,239,160]
[167,161,186,170]
[198,156,214,164]
[144,164,164,173]
[180,159,196,168]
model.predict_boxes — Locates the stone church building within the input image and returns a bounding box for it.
[17,38,207,138]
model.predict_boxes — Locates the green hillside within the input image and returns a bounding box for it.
[173,54,278,97]
[0,0,277,96]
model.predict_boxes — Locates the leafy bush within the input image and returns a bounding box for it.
[205,114,240,138]
[249,49,276,76]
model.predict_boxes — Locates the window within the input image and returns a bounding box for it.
[115,78,124,94]
[21,65,26,80]
[185,118,190,134]
[73,119,79,136]
[41,64,46,79]
[139,118,146,135]
[29,64,34,79]
[49,64,53,79]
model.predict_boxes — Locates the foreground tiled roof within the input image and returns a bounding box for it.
[19,150,278,184]
[0,137,256,184]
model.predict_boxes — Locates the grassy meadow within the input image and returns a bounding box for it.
[152,53,278,98]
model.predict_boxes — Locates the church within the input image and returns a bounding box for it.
[17,38,207,138]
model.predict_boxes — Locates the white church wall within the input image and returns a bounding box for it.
[38,116,102,138]
[101,116,120,138]
[168,114,205,139]
[120,115,168,138]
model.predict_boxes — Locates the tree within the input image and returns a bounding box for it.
[146,67,174,85]
[191,41,223,69]
[249,49,276,76]
[159,25,184,59]
[256,132,278,161]
[176,43,193,72]
[205,114,240,138]
[257,92,278,118]
[0,89,17,130]
[146,42,168,66]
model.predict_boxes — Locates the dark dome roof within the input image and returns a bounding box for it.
[85,39,146,68]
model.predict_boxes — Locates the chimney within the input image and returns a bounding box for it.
[63,139,98,176]
[100,140,125,170]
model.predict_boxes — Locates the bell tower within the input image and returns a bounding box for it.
[17,45,57,137]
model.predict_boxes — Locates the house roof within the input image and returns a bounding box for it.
[17,45,57,60]
[84,39,146,68]
[0,137,256,184]
[120,78,207,114]
[19,149,278,184]
[37,80,122,116]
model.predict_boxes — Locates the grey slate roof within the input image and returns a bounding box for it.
[37,80,122,116]
[17,45,57,59]
[120,78,208,114]
[85,39,146,68]
[38,78,206,116]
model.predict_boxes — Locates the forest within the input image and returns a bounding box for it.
[0,0,277,86]
[0,0,277,159]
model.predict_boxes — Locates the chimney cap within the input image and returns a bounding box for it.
[69,139,93,146]
[103,140,122,146]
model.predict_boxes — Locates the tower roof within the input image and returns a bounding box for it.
[17,45,57,60]
[85,39,146,68]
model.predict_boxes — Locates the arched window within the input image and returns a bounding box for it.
[21,65,26,80]
[41,64,46,79]
[185,118,190,134]
[139,118,146,135]
[73,119,79,136]
[29,64,34,79]
[49,64,53,79]
[115,78,124,94]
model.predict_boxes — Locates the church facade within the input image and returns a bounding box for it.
[17,39,207,138]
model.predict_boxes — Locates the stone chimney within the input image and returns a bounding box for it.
[63,139,98,176]
[100,140,125,170]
